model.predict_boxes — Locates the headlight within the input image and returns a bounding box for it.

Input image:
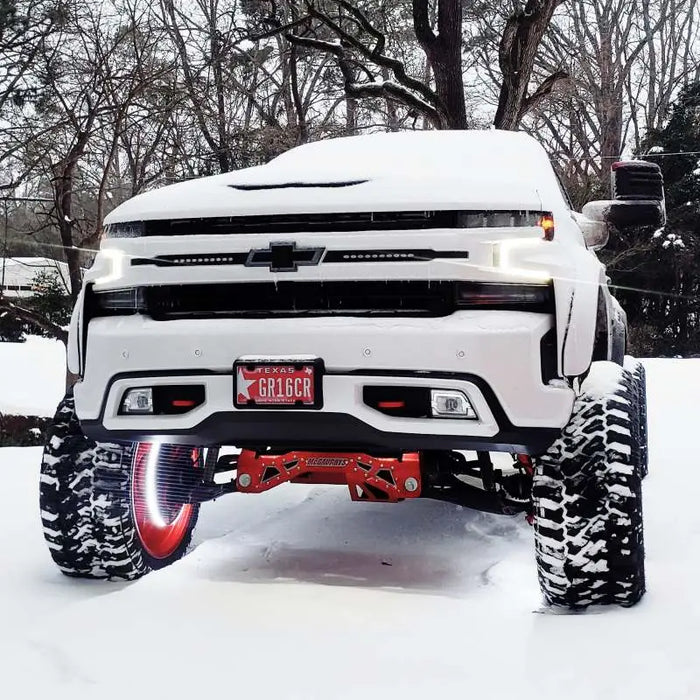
[92,287,146,315]
[92,248,128,284]
[455,282,553,311]
[103,221,144,239]
[456,210,549,230]
[492,238,553,282]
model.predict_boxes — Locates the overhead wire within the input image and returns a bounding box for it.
[602,150,700,159]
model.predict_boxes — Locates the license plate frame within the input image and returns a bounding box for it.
[233,358,324,409]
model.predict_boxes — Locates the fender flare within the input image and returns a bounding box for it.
[610,296,627,365]
[66,288,84,376]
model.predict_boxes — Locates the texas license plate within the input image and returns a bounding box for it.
[234,361,320,408]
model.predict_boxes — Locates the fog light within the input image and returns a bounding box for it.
[121,388,153,414]
[430,390,477,419]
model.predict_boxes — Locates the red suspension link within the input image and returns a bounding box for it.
[236,450,422,502]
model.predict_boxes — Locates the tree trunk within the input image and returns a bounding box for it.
[382,66,400,131]
[54,143,89,303]
[289,43,308,143]
[494,1,562,130]
[343,62,357,136]
[432,58,467,129]
[599,99,623,190]
[413,0,467,129]
[210,3,230,172]
[597,19,623,190]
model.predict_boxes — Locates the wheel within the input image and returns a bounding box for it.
[40,393,200,579]
[533,361,645,608]
[625,356,648,479]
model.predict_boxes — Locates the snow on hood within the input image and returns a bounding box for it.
[105,130,555,224]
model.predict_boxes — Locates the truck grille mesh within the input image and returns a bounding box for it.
[145,281,457,319]
[143,211,459,236]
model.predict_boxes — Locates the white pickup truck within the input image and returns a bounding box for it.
[40,130,662,608]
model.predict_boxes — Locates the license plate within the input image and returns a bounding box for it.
[234,361,320,408]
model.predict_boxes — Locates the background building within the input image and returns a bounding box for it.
[0,258,70,299]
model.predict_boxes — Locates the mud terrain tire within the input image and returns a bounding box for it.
[533,362,645,608]
[40,393,199,579]
[625,356,648,479]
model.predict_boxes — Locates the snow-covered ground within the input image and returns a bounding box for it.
[0,336,65,415]
[1,355,698,698]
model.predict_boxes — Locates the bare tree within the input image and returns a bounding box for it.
[258,0,564,131]
[532,0,699,193]
[493,0,567,129]
[0,0,57,118]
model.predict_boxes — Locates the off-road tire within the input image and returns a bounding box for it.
[625,356,648,479]
[40,393,199,579]
[533,362,645,608]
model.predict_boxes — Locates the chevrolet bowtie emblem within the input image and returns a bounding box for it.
[245,242,325,272]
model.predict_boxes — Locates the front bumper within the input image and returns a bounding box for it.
[74,311,573,453]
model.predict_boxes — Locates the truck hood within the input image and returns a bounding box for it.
[105,167,544,224]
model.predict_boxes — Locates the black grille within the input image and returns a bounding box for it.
[105,210,545,238]
[145,281,457,320]
[143,211,459,236]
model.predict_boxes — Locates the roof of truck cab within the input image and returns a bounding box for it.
[105,130,563,224]
[267,129,551,175]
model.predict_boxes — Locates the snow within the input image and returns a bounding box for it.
[267,130,550,177]
[1,359,700,697]
[577,358,626,398]
[105,172,546,224]
[660,232,686,250]
[0,336,65,416]
[105,131,562,224]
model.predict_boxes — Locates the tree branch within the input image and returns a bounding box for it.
[0,296,68,344]
[304,2,441,112]
[412,0,436,48]
[284,33,442,128]
[519,69,569,120]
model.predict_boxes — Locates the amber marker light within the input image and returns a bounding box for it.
[538,213,555,241]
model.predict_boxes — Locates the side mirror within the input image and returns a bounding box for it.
[574,209,610,250]
[581,160,666,247]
